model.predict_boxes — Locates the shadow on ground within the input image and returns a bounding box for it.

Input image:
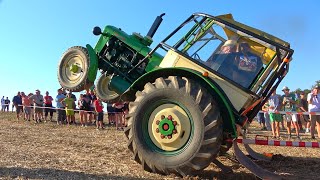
[0,167,140,180]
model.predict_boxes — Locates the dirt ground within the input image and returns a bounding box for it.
[0,112,319,180]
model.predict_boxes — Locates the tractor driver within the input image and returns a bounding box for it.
[207,40,263,88]
[207,39,239,82]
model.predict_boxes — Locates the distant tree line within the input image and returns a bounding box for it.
[292,80,320,95]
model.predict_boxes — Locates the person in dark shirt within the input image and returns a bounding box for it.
[12,92,22,120]
[299,92,310,133]
[4,97,10,112]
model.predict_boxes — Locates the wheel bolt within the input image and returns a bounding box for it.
[168,135,172,139]
[173,121,177,126]
[156,128,159,133]
[173,129,177,134]
[161,135,165,139]
[156,120,160,125]
[161,115,165,119]
[168,115,172,120]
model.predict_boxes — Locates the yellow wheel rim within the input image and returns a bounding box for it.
[148,104,191,151]
[96,74,119,101]
[62,53,86,85]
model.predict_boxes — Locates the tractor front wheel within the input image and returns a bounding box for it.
[125,76,223,176]
[57,46,95,92]
[95,72,120,103]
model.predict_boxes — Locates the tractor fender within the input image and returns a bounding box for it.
[125,67,237,137]
[86,44,99,83]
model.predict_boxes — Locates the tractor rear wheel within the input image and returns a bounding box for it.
[95,72,120,103]
[57,46,94,92]
[125,76,222,176]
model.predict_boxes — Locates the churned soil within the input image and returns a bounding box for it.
[0,112,319,180]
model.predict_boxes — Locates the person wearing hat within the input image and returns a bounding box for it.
[307,85,320,139]
[282,86,300,139]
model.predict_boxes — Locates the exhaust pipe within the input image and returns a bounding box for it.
[146,13,165,38]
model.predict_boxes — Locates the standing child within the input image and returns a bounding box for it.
[94,97,104,130]
[63,93,75,125]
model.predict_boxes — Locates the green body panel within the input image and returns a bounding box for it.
[109,75,131,94]
[128,67,237,137]
[86,44,99,83]
[94,25,163,72]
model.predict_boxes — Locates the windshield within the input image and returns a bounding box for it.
[162,15,276,89]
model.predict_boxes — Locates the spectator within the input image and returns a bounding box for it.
[268,90,282,139]
[295,90,304,131]
[21,92,31,121]
[1,96,5,112]
[12,92,23,120]
[90,89,97,122]
[122,101,129,127]
[28,93,34,119]
[44,91,54,122]
[261,102,272,131]
[107,103,115,125]
[299,92,310,133]
[257,109,266,130]
[30,89,44,123]
[282,86,300,139]
[94,96,104,130]
[86,89,96,124]
[113,102,124,130]
[4,97,10,112]
[78,94,90,127]
[62,93,76,125]
[55,88,66,125]
[11,102,15,112]
[307,85,320,139]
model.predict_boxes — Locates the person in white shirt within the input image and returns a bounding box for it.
[307,85,320,139]
[1,96,5,112]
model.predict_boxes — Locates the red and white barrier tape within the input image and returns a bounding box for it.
[3,103,320,115]
[258,110,320,115]
[1,104,124,114]
[236,138,320,148]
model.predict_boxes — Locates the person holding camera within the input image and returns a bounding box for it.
[282,86,300,139]
[307,85,320,139]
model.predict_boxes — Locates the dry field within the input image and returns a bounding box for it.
[0,112,319,180]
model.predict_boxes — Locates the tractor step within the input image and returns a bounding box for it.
[233,140,282,180]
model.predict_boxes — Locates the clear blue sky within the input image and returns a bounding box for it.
[0,0,319,106]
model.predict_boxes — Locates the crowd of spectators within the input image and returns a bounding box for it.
[2,85,320,137]
[258,85,320,140]
[1,88,128,131]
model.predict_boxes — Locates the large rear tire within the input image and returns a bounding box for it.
[125,76,223,176]
[95,72,120,103]
[57,46,94,92]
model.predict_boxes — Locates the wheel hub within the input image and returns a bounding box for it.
[70,64,79,73]
[148,104,191,151]
[157,115,177,137]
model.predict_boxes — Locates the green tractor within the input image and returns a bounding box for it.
[58,13,293,178]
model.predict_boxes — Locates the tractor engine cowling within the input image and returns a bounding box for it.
[99,36,146,80]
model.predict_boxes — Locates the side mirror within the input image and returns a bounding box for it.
[93,26,102,36]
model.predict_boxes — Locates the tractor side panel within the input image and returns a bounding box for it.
[159,50,254,112]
